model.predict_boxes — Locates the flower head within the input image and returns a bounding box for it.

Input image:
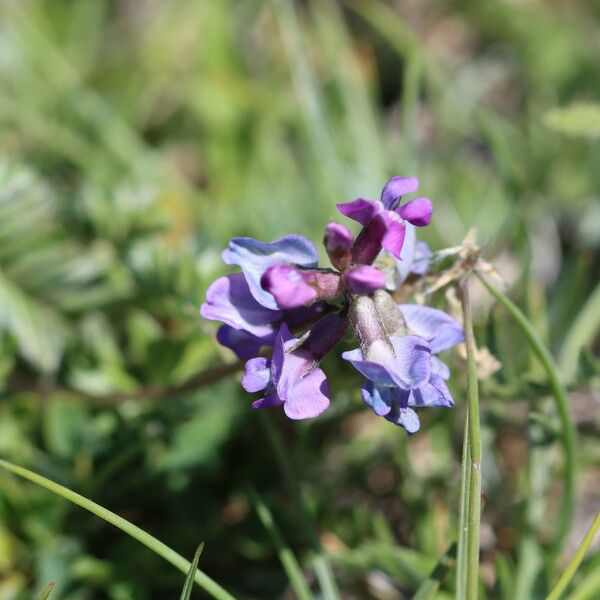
[200,175,460,432]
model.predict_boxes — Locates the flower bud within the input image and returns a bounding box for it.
[344,265,386,295]
[323,222,353,270]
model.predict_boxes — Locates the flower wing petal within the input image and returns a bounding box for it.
[380,176,419,210]
[282,367,330,419]
[336,198,380,225]
[399,305,464,354]
[222,235,318,309]
[242,357,272,392]
[389,335,432,388]
[201,274,279,341]
[216,325,265,359]
[361,382,393,416]
[397,197,432,227]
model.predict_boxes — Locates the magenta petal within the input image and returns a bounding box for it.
[344,265,386,295]
[252,394,284,409]
[397,197,433,227]
[380,176,419,209]
[336,198,381,225]
[324,222,353,252]
[261,264,317,309]
[377,212,406,259]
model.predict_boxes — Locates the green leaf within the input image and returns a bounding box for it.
[546,513,600,600]
[250,490,314,600]
[544,103,600,139]
[35,582,55,600]
[413,543,456,600]
[180,544,205,600]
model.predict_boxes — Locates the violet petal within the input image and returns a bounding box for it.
[242,357,272,393]
[397,197,433,227]
[222,235,318,309]
[261,264,317,309]
[336,198,381,225]
[380,176,419,210]
[398,304,464,354]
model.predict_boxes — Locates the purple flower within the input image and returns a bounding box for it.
[342,335,431,390]
[199,175,459,433]
[342,300,463,433]
[222,235,319,310]
[201,274,281,345]
[337,176,432,263]
[242,315,346,419]
[201,273,327,358]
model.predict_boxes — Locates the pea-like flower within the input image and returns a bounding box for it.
[242,315,346,419]
[337,176,432,263]
[200,175,462,432]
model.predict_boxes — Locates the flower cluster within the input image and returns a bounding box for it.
[200,177,464,433]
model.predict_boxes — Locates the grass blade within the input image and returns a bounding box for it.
[36,582,55,600]
[180,544,205,600]
[0,459,235,600]
[251,490,314,600]
[546,512,600,600]
[455,414,471,599]
[459,279,482,599]
[414,543,456,600]
[476,273,578,558]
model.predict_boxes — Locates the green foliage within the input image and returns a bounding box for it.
[0,0,598,598]
[545,103,600,139]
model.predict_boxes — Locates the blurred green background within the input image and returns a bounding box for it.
[0,0,599,598]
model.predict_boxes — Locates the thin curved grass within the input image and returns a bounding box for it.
[0,459,235,600]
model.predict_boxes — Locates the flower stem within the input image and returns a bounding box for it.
[476,273,577,558]
[455,412,471,599]
[0,458,235,600]
[459,279,482,599]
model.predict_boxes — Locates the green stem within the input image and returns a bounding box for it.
[257,412,340,599]
[476,273,577,557]
[546,512,600,600]
[251,490,314,600]
[0,459,235,600]
[455,413,471,599]
[460,279,482,599]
